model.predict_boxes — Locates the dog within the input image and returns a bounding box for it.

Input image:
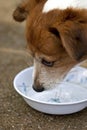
[13,0,87,92]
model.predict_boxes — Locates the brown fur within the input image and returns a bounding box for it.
[13,0,87,91]
[13,0,46,22]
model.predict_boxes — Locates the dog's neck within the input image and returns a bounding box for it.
[43,0,87,12]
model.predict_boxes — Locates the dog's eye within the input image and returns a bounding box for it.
[41,59,54,67]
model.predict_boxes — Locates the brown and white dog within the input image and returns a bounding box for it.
[13,0,87,92]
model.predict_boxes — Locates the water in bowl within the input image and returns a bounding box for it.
[18,81,87,104]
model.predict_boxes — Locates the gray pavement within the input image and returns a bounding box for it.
[0,1,87,130]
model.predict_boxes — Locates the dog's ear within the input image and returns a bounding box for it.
[13,0,43,22]
[49,22,87,61]
[49,9,87,61]
[60,21,87,61]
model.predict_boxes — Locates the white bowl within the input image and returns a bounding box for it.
[13,66,87,115]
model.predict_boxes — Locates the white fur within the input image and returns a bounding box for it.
[43,0,87,13]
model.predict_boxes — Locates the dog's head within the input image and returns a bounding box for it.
[13,0,87,92]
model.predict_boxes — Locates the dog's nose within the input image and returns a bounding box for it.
[32,84,44,92]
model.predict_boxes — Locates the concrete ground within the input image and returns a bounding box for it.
[1,0,87,130]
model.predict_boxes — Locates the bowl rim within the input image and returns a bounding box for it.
[13,66,87,106]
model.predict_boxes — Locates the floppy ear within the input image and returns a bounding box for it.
[60,21,87,61]
[13,0,43,22]
[49,19,87,61]
[48,8,87,61]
